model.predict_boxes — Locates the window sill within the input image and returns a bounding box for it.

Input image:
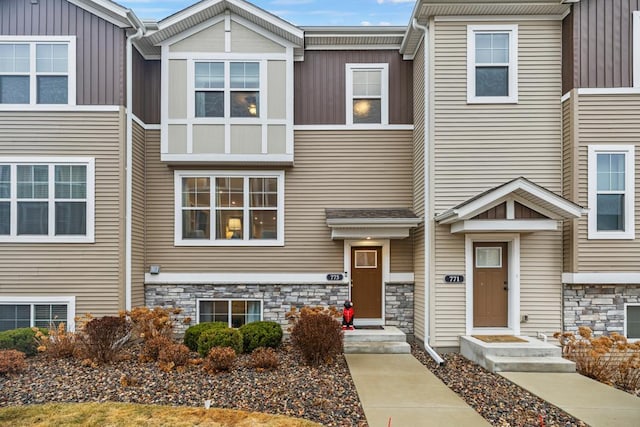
[587,230,635,240]
[162,153,293,165]
[467,96,518,104]
[0,236,94,244]
[174,238,284,247]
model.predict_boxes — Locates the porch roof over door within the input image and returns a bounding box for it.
[325,208,421,240]
[435,177,587,234]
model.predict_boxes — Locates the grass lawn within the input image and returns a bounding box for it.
[0,402,322,426]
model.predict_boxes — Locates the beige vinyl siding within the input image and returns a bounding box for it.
[169,21,225,53]
[391,238,413,273]
[561,97,576,272]
[519,231,563,335]
[0,111,126,317]
[574,93,640,271]
[413,41,426,341]
[131,121,146,308]
[432,20,563,347]
[230,21,286,54]
[145,130,413,272]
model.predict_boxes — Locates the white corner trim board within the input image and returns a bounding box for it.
[562,273,640,285]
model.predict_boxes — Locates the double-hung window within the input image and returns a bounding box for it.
[0,36,75,105]
[175,170,283,246]
[346,63,389,125]
[194,61,260,118]
[626,304,640,341]
[0,158,95,243]
[467,25,518,103]
[588,145,635,239]
[198,299,262,328]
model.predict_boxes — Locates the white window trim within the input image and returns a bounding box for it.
[467,25,518,104]
[0,296,76,331]
[625,303,640,342]
[345,63,389,126]
[587,145,635,240]
[0,35,76,107]
[196,298,263,327]
[633,11,640,88]
[174,170,284,246]
[0,157,95,243]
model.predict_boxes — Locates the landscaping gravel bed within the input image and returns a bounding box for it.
[411,342,587,427]
[0,342,367,427]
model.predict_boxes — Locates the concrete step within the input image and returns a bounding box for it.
[460,336,561,359]
[485,355,576,373]
[344,341,411,354]
[343,326,407,343]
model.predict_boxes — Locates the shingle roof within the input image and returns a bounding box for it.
[325,208,419,221]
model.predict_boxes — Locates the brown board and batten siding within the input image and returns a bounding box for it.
[412,41,426,341]
[563,0,640,92]
[0,111,126,317]
[432,20,564,347]
[294,50,413,125]
[0,0,127,106]
[573,93,640,271]
[132,48,161,124]
[131,120,146,307]
[144,129,414,273]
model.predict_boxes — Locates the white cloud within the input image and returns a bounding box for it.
[361,21,372,26]
[270,0,314,5]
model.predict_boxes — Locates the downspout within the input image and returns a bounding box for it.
[412,18,444,366]
[125,11,145,311]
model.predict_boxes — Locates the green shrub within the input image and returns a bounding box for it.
[239,321,283,353]
[197,327,243,356]
[183,322,227,352]
[0,328,47,357]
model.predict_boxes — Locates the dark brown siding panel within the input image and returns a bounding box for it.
[0,0,127,106]
[568,0,640,89]
[294,50,413,125]
[132,49,161,125]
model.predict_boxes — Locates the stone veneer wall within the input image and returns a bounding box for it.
[146,284,349,334]
[385,283,414,335]
[146,282,415,335]
[563,284,640,336]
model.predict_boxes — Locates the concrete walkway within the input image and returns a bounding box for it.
[345,354,489,427]
[502,372,640,427]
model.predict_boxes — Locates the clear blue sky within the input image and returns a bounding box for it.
[117,0,415,26]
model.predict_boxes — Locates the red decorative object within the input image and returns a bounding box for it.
[342,300,354,330]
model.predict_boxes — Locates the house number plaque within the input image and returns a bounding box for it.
[444,275,465,283]
[326,273,344,281]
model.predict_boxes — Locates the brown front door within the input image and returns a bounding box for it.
[473,242,508,327]
[351,247,382,318]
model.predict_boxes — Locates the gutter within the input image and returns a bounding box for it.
[412,18,444,367]
[125,11,146,311]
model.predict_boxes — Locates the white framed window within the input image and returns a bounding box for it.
[0,36,76,106]
[467,25,518,104]
[174,170,284,246]
[0,157,95,243]
[588,145,635,239]
[194,61,260,118]
[633,11,640,88]
[345,63,389,125]
[0,296,75,331]
[625,303,640,341]
[197,299,262,328]
[475,247,503,268]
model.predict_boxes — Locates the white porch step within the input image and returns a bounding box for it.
[485,355,576,373]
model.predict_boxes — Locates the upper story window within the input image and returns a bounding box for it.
[195,61,260,118]
[0,158,94,243]
[0,37,75,106]
[588,145,635,240]
[346,63,389,125]
[467,25,518,104]
[174,170,284,246]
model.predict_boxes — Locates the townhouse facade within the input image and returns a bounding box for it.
[0,0,638,351]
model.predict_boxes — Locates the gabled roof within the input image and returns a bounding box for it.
[326,208,421,240]
[435,177,586,224]
[401,0,572,56]
[141,0,304,48]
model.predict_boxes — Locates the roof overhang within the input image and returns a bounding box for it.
[326,209,421,240]
[435,177,586,233]
[67,0,134,28]
[401,0,571,56]
[302,26,406,51]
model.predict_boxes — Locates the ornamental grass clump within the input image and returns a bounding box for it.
[34,323,76,359]
[287,306,343,366]
[555,326,640,392]
[126,306,182,341]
